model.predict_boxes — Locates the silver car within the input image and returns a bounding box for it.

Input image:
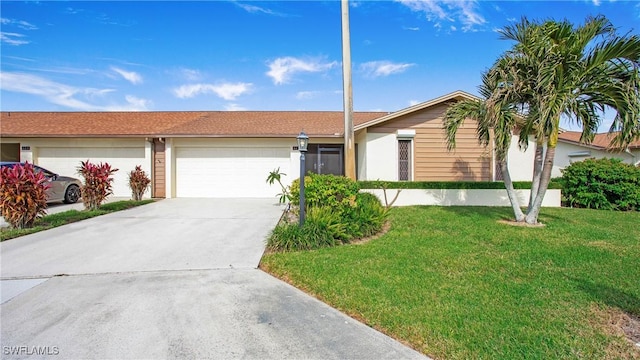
[0,162,82,204]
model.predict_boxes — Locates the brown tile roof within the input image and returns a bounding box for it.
[558,131,640,149]
[0,111,388,138]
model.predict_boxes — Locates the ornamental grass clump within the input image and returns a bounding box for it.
[77,160,118,211]
[0,162,50,229]
[128,165,151,201]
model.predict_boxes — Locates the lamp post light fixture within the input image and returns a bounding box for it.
[297,131,309,226]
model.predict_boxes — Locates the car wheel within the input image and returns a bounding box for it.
[63,185,80,204]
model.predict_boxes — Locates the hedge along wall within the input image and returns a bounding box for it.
[359,181,562,207]
[358,180,563,190]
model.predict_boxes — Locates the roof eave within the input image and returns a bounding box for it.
[0,133,345,139]
[354,90,478,131]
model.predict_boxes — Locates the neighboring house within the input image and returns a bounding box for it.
[554,131,640,177]
[0,91,534,198]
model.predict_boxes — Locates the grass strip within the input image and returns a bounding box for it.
[0,199,155,241]
[261,206,640,359]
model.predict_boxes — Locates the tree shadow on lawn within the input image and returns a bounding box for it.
[435,205,566,224]
[435,206,519,222]
[571,277,640,316]
[571,277,640,347]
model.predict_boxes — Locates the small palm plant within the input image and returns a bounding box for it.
[266,168,291,204]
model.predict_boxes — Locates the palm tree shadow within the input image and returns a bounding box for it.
[570,277,640,316]
[437,206,515,221]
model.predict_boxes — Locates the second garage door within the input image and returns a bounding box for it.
[38,147,146,198]
[175,147,291,198]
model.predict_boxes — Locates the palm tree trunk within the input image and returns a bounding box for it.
[527,140,544,213]
[500,159,525,222]
[525,145,556,224]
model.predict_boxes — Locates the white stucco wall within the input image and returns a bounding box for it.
[507,134,536,181]
[363,188,561,207]
[364,132,398,181]
[554,141,639,178]
[356,130,367,180]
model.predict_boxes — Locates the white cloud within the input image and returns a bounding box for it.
[0,17,38,45]
[179,68,202,81]
[457,0,485,30]
[398,0,447,20]
[296,91,321,100]
[0,72,149,111]
[122,95,152,110]
[173,82,253,100]
[296,90,342,100]
[0,32,29,46]
[65,7,83,15]
[403,26,420,31]
[3,55,36,62]
[266,57,338,85]
[592,0,601,5]
[0,18,38,30]
[409,99,420,106]
[396,0,486,32]
[111,66,143,84]
[235,2,285,16]
[360,61,415,78]
[224,103,247,111]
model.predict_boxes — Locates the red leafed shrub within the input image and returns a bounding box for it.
[128,165,151,201]
[77,160,118,210]
[0,162,50,229]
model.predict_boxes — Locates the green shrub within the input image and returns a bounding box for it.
[0,162,50,229]
[268,174,387,252]
[346,192,387,239]
[561,158,640,211]
[290,173,360,209]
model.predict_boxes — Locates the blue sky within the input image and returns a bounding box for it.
[1,1,638,130]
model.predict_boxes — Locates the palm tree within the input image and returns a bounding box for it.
[501,16,639,224]
[446,16,640,225]
[444,71,525,221]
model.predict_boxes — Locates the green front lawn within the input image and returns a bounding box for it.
[0,199,155,241]
[261,206,640,359]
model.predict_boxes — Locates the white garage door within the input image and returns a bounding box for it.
[176,147,290,198]
[37,147,146,197]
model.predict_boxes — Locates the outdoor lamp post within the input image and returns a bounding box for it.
[297,131,309,226]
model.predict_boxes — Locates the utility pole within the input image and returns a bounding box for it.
[341,0,356,180]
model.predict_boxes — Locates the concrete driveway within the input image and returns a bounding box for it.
[1,198,427,359]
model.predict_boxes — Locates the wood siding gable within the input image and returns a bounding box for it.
[369,103,492,181]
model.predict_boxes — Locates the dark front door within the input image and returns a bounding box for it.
[152,139,166,198]
[305,144,344,176]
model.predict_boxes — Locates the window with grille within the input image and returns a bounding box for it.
[398,139,411,181]
[495,162,504,181]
